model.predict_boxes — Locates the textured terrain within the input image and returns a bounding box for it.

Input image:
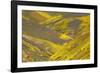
[22,10,90,62]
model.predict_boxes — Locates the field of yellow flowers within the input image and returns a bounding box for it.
[22,10,90,62]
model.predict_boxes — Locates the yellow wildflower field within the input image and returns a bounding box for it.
[22,10,90,62]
